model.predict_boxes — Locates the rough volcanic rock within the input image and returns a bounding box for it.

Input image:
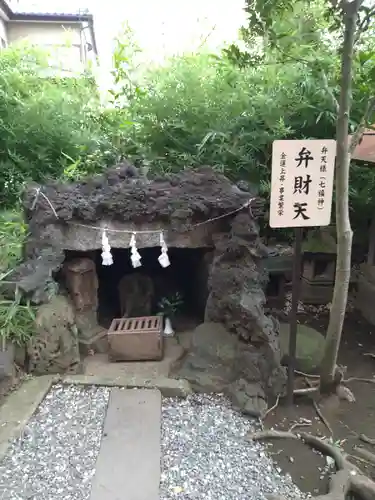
[173,322,282,417]
[10,166,255,303]
[3,247,63,304]
[27,295,80,374]
[23,166,254,230]
[205,212,286,395]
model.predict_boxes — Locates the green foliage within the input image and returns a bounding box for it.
[106,1,375,240]
[110,23,146,106]
[0,293,36,347]
[0,43,120,206]
[2,8,375,243]
[0,210,26,273]
[158,292,184,318]
[0,210,36,346]
[109,6,345,185]
[115,51,338,186]
[232,0,375,237]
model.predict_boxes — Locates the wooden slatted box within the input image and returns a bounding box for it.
[107,316,164,361]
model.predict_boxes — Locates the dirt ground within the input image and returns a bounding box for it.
[264,309,375,495]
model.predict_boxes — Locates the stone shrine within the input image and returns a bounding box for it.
[7,163,287,409]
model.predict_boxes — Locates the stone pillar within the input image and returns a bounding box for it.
[63,258,105,346]
[64,258,98,312]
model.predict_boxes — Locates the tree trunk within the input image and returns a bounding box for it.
[319,0,361,393]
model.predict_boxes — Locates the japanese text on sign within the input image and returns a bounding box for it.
[269,140,336,228]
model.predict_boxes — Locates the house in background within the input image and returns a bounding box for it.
[0,0,98,74]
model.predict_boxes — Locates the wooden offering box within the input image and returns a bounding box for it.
[107,316,164,361]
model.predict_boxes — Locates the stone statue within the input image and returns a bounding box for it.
[118,273,154,318]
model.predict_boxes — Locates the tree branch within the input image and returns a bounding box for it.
[355,5,375,42]
[274,47,340,115]
[321,69,339,114]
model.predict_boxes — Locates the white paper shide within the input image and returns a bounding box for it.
[269,139,336,228]
[101,230,113,266]
[129,233,142,268]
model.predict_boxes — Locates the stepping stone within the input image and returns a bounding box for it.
[90,388,161,500]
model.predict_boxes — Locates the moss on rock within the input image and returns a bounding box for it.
[279,323,325,373]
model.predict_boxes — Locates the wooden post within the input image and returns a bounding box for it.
[286,227,303,405]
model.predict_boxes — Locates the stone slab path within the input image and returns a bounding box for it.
[90,388,161,500]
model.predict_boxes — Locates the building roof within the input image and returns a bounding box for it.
[351,129,375,163]
[1,0,93,22]
[0,0,98,56]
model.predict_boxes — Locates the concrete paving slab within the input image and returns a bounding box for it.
[90,388,161,500]
[84,337,185,380]
[63,374,192,397]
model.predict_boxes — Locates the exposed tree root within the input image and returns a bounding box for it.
[264,395,280,418]
[353,447,375,466]
[347,453,374,467]
[288,421,312,432]
[304,377,333,436]
[312,399,333,436]
[293,381,355,402]
[293,370,374,387]
[293,386,319,396]
[294,370,321,379]
[360,434,375,446]
[343,377,375,384]
[245,430,375,500]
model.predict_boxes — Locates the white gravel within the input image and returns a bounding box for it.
[0,386,305,500]
[160,393,304,500]
[0,384,110,500]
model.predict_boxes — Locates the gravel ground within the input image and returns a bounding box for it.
[0,384,110,500]
[1,386,306,500]
[160,393,305,500]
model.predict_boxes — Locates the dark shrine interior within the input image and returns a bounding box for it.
[63,247,211,329]
[266,274,282,298]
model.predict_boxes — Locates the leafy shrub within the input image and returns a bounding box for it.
[0,293,36,347]
[0,210,26,273]
[0,210,36,346]
[110,39,345,190]
[117,53,309,184]
[109,17,375,240]
[0,43,119,206]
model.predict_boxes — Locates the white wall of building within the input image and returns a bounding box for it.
[7,21,81,45]
[0,15,8,46]
[7,20,96,73]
